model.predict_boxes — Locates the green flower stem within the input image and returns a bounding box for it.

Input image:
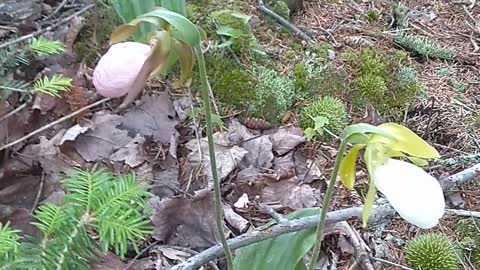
[308,138,348,270]
[195,44,234,270]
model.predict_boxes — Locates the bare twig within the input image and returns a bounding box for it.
[0,97,110,151]
[338,222,373,270]
[445,208,480,218]
[30,172,45,213]
[42,0,70,22]
[123,241,160,270]
[256,0,313,43]
[0,4,94,50]
[258,204,288,223]
[170,161,480,270]
[0,103,28,123]
[369,256,413,270]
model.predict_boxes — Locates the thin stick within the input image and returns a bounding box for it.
[42,0,70,22]
[369,256,413,270]
[0,103,28,123]
[0,98,110,151]
[0,4,94,50]
[30,172,45,213]
[445,209,480,218]
[123,241,160,270]
[258,204,288,223]
[256,0,313,43]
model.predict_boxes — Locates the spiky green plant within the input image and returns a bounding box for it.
[394,33,454,59]
[33,75,72,97]
[473,248,480,267]
[0,167,152,270]
[455,218,480,240]
[404,233,460,270]
[299,96,349,140]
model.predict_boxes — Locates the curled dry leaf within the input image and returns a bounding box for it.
[120,93,178,145]
[74,111,132,161]
[19,130,81,175]
[148,191,218,249]
[223,203,249,233]
[109,134,147,167]
[185,132,247,183]
[269,126,306,155]
[261,178,320,209]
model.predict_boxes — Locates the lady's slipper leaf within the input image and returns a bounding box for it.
[140,8,201,46]
[339,144,365,190]
[171,39,194,86]
[362,179,376,227]
[371,159,445,229]
[377,123,440,159]
[344,123,396,142]
[110,17,162,44]
[390,150,429,167]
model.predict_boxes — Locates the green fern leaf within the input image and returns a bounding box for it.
[31,204,68,241]
[63,167,112,210]
[29,37,64,56]
[0,77,32,99]
[33,74,72,97]
[0,45,29,74]
[0,222,21,258]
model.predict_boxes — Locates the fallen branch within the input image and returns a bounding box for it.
[256,0,313,43]
[170,205,395,270]
[0,4,94,50]
[171,161,480,269]
[0,97,111,151]
[445,209,480,218]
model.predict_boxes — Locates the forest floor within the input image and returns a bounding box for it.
[0,0,480,269]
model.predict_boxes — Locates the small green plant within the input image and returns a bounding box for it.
[473,248,480,267]
[366,9,379,22]
[394,33,454,59]
[404,233,460,270]
[455,218,480,240]
[392,3,409,29]
[211,10,256,54]
[299,96,349,140]
[29,37,64,56]
[0,167,152,269]
[270,0,290,19]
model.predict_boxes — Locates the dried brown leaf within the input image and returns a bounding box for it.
[89,252,127,270]
[269,127,306,155]
[148,191,217,249]
[261,178,320,209]
[109,134,147,167]
[120,93,178,144]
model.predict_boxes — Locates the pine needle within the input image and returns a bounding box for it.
[33,75,72,97]
[29,37,64,56]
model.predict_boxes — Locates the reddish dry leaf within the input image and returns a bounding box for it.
[149,190,217,249]
[0,101,30,150]
[89,252,127,270]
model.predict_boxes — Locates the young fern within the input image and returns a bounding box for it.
[0,78,32,100]
[33,75,72,97]
[28,37,64,56]
[0,167,152,270]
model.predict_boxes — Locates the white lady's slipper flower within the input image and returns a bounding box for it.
[93,42,151,98]
[339,123,444,228]
[371,158,445,229]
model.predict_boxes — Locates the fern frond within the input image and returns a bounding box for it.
[31,204,68,241]
[0,45,29,73]
[95,173,150,215]
[63,167,111,210]
[29,37,64,56]
[394,33,454,59]
[97,209,152,256]
[0,77,32,99]
[33,74,72,97]
[0,222,21,258]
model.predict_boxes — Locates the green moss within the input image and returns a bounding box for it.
[344,48,423,118]
[473,248,480,267]
[455,218,480,240]
[404,233,460,270]
[211,9,249,31]
[249,64,295,123]
[366,9,379,21]
[394,32,454,59]
[73,43,97,66]
[306,41,333,61]
[299,96,349,140]
[195,54,256,111]
[271,0,290,19]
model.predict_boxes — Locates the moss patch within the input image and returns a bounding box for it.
[343,48,423,119]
